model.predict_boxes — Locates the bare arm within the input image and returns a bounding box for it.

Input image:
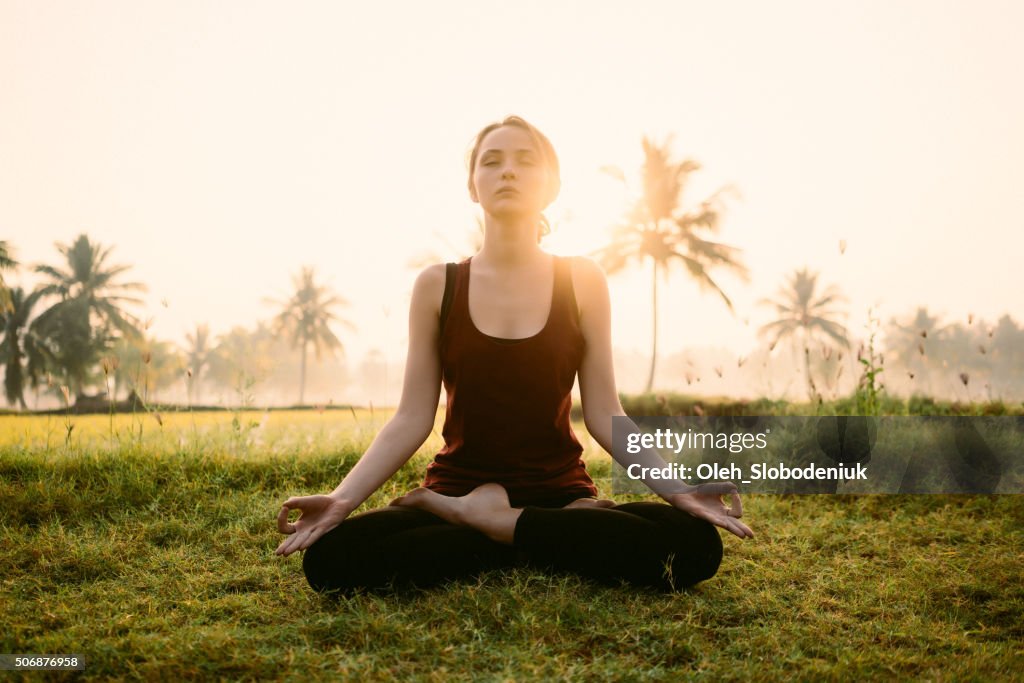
[572,257,689,499]
[572,257,753,539]
[275,264,445,556]
[324,264,445,513]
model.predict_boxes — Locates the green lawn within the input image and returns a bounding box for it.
[1,412,1022,680]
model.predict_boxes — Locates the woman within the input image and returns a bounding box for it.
[275,115,753,593]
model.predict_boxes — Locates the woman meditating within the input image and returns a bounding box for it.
[275,115,753,593]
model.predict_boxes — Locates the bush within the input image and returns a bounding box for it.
[580,392,1024,418]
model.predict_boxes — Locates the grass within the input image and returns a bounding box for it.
[2,412,1022,680]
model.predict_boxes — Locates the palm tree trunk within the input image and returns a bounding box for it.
[299,341,307,406]
[645,259,659,393]
[803,328,814,401]
[72,369,85,405]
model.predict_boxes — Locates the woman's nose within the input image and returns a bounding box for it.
[501,166,516,179]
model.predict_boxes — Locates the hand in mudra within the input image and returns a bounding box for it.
[667,482,754,539]
[275,494,351,557]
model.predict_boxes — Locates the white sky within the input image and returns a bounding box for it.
[3,0,1022,376]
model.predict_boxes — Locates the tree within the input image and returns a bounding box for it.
[109,335,182,404]
[0,241,17,314]
[758,268,850,400]
[267,267,353,404]
[184,323,212,405]
[0,287,51,408]
[988,314,1024,400]
[884,307,949,398]
[594,136,748,392]
[206,325,261,404]
[33,234,146,398]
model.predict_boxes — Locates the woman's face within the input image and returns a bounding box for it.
[470,125,552,217]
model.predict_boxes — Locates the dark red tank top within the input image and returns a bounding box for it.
[422,255,598,506]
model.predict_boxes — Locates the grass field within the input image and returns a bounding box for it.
[2,411,1022,680]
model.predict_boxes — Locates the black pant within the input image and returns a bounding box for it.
[302,499,723,594]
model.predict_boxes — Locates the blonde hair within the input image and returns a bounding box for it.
[467,115,561,241]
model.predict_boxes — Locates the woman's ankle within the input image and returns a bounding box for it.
[474,508,522,545]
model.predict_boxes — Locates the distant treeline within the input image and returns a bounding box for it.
[574,393,1024,418]
[3,231,1023,412]
[4,391,1019,418]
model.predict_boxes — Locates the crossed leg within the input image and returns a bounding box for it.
[302,504,517,593]
[302,484,723,594]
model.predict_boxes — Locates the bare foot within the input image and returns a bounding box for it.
[388,487,436,509]
[389,486,465,525]
[390,483,521,544]
[563,497,617,509]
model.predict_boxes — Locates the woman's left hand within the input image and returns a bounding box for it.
[666,482,754,539]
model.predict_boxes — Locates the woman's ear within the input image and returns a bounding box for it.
[468,181,479,204]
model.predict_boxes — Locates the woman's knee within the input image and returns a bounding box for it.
[301,526,351,594]
[666,517,723,589]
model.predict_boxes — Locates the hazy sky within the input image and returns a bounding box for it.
[3,0,1022,372]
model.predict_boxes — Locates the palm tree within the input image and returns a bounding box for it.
[184,323,212,405]
[0,287,51,408]
[0,241,17,314]
[33,234,146,398]
[989,314,1024,400]
[594,137,748,392]
[884,307,948,398]
[267,267,353,404]
[758,268,850,400]
[207,324,275,403]
[110,335,182,404]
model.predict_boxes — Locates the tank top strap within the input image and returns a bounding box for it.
[553,255,580,326]
[454,257,471,312]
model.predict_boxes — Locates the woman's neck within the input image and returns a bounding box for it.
[476,213,545,268]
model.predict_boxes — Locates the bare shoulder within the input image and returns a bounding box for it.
[568,255,610,304]
[411,263,448,315]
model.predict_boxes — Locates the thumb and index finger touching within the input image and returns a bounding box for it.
[276,496,310,535]
[697,481,744,516]
[277,503,297,534]
[690,480,753,539]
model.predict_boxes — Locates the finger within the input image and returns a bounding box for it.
[277,506,297,534]
[275,534,296,556]
[729,518,753,540]
[717,513,754,539]
[727,492,743,518]
[717,515,750,539]
[279,528,311,556]
[275,536,295,556]
[297,527,322,552]
[701,510,743,539]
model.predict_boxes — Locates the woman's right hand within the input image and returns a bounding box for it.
[275,494,352,557]
[666,482,754,540]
